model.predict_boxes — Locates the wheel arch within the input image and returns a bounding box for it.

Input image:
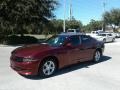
[96,48,103,56]
[39,56,59,71]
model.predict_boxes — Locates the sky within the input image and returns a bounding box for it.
[54,0,120,25]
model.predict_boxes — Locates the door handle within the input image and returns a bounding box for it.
[79,48,84,50]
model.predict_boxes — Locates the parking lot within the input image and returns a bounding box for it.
[0,39,120,90]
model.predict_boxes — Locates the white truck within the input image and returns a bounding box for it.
[67,29,80,33]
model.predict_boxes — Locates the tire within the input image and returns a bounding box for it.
[112,38,115,42]
[93,50,101,62]
[39,58,57,78]
[103,39,106,43]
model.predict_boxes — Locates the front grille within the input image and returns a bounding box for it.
[14,56,23,62]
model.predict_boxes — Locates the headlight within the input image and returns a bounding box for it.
[23,56,36,62]
[23,58,33,62]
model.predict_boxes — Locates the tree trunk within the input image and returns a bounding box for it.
[111,25,116,32]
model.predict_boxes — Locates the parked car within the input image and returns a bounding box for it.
[10,33,104,78]
[115,33,120,38]
[105,32,120,38]
[67,29,80,33]
[91,30,103,34]
[110,32,118,38]
[95,33,115,43]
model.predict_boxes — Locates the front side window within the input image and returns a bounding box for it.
[46,35,68,47]
[69,36,80,46]
[98,34,106,36]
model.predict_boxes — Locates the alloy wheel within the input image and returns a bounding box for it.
[42,60,56,76]
[94,51,101,62]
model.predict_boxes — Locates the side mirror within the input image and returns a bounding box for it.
[65,43,72,47]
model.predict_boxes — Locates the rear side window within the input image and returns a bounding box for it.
[76,30,80,32]
[69,36,80,46]
[108,34,112,36]
[81,35,91,43]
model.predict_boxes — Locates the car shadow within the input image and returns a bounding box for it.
[54,55,111,76]
[23,55,111,80]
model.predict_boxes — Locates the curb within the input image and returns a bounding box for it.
[0,44,20,47]
[0,45,8,47]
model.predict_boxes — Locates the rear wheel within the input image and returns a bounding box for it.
[93,50,101,62]
[39,58,57,78]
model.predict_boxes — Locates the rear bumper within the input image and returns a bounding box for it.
[10,60,40,76]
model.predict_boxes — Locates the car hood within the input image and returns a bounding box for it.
[12,44,54,57]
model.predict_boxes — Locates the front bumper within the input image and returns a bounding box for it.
[10,60,40,76]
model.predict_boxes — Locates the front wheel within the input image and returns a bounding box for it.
[93,50,101,62]
[103,39,106,43]
[39,58,57,78]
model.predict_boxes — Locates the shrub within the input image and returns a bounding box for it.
[6,35,38,45]
[0,34,6,44]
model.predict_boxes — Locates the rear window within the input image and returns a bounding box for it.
[67,30,74,32]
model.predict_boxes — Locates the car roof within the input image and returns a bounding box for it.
[100,33,111,34]
[59,32,85,36]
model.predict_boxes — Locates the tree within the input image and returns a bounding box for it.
[103,8,120,31]
[83,19,102,32]
[51,19,63,34]
[45,19,83,34]
[0,0,58,36]
[66,18,83,31]
[90,19,102,31]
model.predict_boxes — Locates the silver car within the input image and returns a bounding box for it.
[97,33,115,43]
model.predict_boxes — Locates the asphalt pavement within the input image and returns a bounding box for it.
[0,39,120,90]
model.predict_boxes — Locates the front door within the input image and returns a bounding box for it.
[66,35,81,64]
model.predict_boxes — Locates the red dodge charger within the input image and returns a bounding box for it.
[10,33,104,77]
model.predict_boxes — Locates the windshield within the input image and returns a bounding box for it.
[45,35,68,47]
[98,34,106,36]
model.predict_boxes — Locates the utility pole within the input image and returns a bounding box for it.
[103,1,106,12]
[70,0,72,21]
[102,0,106,31]
[63,0,66,32]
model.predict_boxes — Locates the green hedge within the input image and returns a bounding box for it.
[5,35,38,45]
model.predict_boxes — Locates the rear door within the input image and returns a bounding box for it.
[78,35,95,61]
